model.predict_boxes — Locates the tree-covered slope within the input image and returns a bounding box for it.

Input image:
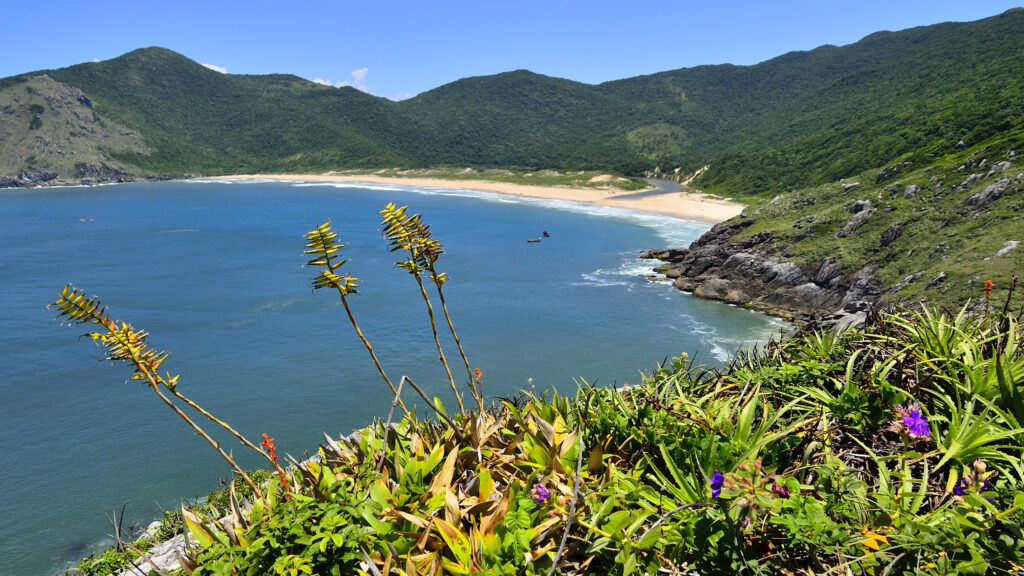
[3,10,1024,193]
[3,47,415,175]
[593,8,1024,196]
[393,70,645,171]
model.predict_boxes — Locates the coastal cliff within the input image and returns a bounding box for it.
[641,218,878,330]
[0,75,157,186]
[643,147,1024,324]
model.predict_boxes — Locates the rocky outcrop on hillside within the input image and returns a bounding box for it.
[0,75,152,187]
[641,147,1024,328]
[641,217,881,326]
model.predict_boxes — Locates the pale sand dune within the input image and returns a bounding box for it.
[203,173,745,223]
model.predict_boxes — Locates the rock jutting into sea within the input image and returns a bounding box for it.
[641,216,878,333]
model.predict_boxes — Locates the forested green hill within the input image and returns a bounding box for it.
[2,8,1023,197]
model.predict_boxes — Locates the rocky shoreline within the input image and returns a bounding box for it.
[0,169,164,188]
[641,216,877,334]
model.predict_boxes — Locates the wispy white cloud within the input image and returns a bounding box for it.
[339,67,369,91]
[202,63,228,74]
[93,58,100,63]
[389,92,413,101]
[314,67,371,93]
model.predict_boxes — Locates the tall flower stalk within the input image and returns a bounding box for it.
[49,285,265,500]
[303,220,410,418]
[380,203,480,414]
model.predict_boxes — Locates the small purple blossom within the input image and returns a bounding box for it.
[771,480,791,499]
[952,460,996,501]
[902,409,930,438]
[531,484,551,504]
[710,470,725,499]
[892,402,930,440]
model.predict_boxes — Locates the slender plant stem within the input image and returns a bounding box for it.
[402,375,464,441]
[339,293,411,418]
[428,263,480,412]
[169,389,277,467]
[376,376,406,475]
[411,271,464,414]
[138,364,263,500]
[546,433,585,576]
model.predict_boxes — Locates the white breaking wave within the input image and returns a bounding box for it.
[574,253,665,289]
[292,181,410,193]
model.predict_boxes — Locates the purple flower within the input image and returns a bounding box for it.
[953,460,996,501]
[710,470,725,499]
[531,484,551,504]
[771,480,791,499]
[902,408,930,438]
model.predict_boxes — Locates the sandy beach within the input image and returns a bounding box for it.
[203,173,745,223]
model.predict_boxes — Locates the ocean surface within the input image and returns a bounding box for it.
[0,179,786,575]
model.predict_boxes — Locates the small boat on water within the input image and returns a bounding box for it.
[527,238,542,243]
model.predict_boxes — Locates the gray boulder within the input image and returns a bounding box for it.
[956,173,982,191]
[925,272,948,290]
[850,199,872,213]
[836,209,873,238]
[964,178,1011,208]
[881,224,902,247]
[987,161,1012,177]
[814,259,842,286]
[994,240,1019,258]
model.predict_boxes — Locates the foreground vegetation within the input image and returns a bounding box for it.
[54,205,1024,575]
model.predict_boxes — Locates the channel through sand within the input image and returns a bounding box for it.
[202,173,745,223]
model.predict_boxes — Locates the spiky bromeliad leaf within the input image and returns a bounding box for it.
[310,271,360,294]
[51,284,111,327]
[303,221,342,262]
[303,221,359,295]
[50,284,175,385]
[379,203,445,275]
[379,203,413,250]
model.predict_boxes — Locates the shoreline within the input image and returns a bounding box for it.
[199,173,745,224]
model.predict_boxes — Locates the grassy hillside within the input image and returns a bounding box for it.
[9,48,414,175]
[0,75,151,180]
[713,124,1024,313]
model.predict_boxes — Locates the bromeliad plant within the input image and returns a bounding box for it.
[49,286,282,501]
[379,203,481,414]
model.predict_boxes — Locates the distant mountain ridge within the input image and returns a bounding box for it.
[2,8,1023,195]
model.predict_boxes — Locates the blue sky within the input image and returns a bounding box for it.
[2,1,1020,101]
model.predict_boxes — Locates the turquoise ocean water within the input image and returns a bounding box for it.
[0,180,785,575]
